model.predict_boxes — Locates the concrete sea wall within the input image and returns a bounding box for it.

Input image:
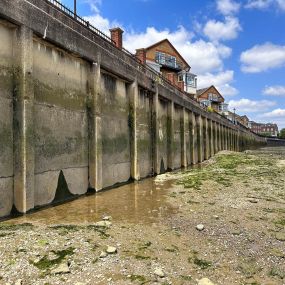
[0,0,267,218]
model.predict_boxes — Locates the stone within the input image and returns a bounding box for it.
[15,280,23,285]
[99,251,108,258]
[275,232,285,241]
[51,262,70,274]
[74,283,86,285]
[95,221,112,228]
[213,215,219,220]
[196,224,205,231]
[247,198,258,203]
[154,268,165,278]
[106,246,117,254]
[198,278,216,285]
[102,216,112,221]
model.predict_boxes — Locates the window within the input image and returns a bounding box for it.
[208,93,213,100]
[178,74,183,82]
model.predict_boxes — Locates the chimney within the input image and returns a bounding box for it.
[135,48,146,64]
[109,27,124,49]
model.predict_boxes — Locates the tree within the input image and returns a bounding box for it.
[279,128,285,139]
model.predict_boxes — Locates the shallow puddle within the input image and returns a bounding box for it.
[11,176,182,226]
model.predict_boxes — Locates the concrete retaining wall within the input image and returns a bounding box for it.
[0,0,267,218]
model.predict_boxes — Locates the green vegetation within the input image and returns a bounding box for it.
[31,247,74,271]
[278,128,285,139]
[0,223,34,231]
[177,153,277,190]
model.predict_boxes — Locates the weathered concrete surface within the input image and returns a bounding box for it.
[156,98,169,174]
[33,38,89,206]
[137,89,153,178]
[0,22,14,217]
[0,1,267,218]
[101,74,131,188]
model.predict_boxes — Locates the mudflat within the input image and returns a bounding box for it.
[0,147,284,285]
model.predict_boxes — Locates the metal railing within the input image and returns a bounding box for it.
[46,0,115,44]
[41,0,220,114]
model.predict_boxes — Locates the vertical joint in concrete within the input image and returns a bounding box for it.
[129,78,140,180]
[181,107,187,167]
[167,101,175,170]
[88,53,103,191]
[13,25,35,213]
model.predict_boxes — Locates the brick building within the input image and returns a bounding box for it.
[196,85,228,113]
[249,121,278,137]
[136,39,197,96]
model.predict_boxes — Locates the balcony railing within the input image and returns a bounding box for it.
[155,54,183,71]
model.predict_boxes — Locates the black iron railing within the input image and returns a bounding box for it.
[46,0,115,44]
[42,0,239,122]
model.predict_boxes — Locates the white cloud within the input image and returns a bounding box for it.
[257,108,285,128]
[263,85,285,96]
[240,43,285,73]
[84,2,237,97]
[203,17,241,42]
[228,98,276,112]
[124,26,232,75]
[245,0,272,9]
[245,0,285,10]
[198,70,238,96]
[217,0,241,15]
[261,108,285,118]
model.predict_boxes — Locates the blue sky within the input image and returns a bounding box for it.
[61,0,285,129]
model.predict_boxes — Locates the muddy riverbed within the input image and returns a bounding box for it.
[0,147,284,285]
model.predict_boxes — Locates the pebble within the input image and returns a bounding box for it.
[102,216,112,221]
[198,278,216,285]
[196,224,205,231]
[154,268,165,278]
[51,262,70,274]
[15,281,22,285]
[247,198,258,203]
[276,232,285,241]
[106,246,117,254]
[95,221,112,228]
[99,251,108,258]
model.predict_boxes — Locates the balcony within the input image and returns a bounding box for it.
[155,52,183,71]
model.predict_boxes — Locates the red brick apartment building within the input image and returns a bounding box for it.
[135,39,197,96]
[249,121,278,137]
[196,85,228,113]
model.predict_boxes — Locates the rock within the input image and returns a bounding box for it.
[99,251,108,258]
[102,216,112,221]
[276,232,285,241]
[15,280,22,285]
[95,221,112,228]
[154,268,165,278]
[247,198,258,203]
[213,215,219,220]
[106,246,117,254]
[74,283,86,285]
[196,224,205,231]
[198,278,216,285]
[51,262,70,274]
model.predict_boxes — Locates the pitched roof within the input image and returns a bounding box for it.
[144,39,190,70]
[196,85,223,99]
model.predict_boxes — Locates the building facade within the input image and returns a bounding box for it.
[249,121,278,137]
[136,39,197,96]
[196,85,228,113]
